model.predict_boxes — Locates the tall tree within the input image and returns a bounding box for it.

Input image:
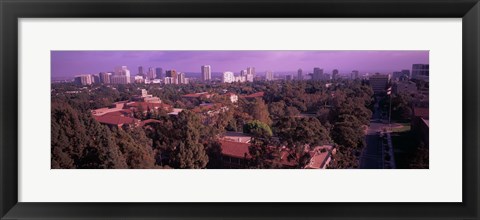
[170,111,209,169]
[248,98,272,125]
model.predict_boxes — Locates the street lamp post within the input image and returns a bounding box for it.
[387,87,392,131]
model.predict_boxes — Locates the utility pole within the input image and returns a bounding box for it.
[388,87,392,130]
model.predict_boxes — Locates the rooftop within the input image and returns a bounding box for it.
[94,113,139,126]
[219,140,251,159]
[126,102,172,111]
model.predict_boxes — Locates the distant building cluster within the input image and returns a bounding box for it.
[364,63,429,95]
[74,65,189,86]
[222,67,256,83]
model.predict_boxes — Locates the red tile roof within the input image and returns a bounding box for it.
[94,114,139,126]
[219,140,251,159]
[102,109,132,117]
[126,102,171,111]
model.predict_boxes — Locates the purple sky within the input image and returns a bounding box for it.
[51,51,428,78]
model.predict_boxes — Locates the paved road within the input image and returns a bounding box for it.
[359,102,384,169]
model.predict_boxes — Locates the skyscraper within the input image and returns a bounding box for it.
[412,64,429,80]
[74,74,93,85]
[239,69,246,77]
[332,69,339,80]
[351,70,359,79]
[392,71,403,81]
[202,65,211,81]
[369,73,390,94]
[166,70,178,84]
[147,67,155,80]
[114,66,131,83]
[99,72,112,84]
[297,68,303,80]
[138,66,144,76]
[110,75,129,84]
[246,73,254,82]
[178,72,186,84]
[266,71,274,81]
[223,71,235,83]
[247,67,255,77]
[155,67,163,79]
[401,69,410,80]
[313,68,323,80]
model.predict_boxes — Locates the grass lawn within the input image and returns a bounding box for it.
[391,123,411,133]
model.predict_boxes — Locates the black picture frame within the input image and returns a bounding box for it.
[1,0,479,219]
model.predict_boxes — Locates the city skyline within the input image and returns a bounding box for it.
[51,50,429,78]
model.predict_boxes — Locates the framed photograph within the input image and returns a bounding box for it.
[1,0,479,219]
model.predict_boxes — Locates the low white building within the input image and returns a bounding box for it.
[223,71,235,83]
[226,93,238,103]
[234,75,246,83]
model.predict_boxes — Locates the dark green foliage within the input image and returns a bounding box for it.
[331,114,364,149]
[274,117,330,149]
[51,100,156,169]
[243,120,273,138]
[170,111,209,168]
[51,79,387,169]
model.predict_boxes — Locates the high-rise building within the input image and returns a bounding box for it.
[166,70,178,84]
[332,69,339,80]
[324,73,331,80]
[147,67,155,80]
[202,65,211,81]
[369,73,390,94]
[223,71,235,83]
[99,72,112,84]
[247,67,256,77]
[246,73,254,82]
[297,68,303,80]
[138,66,144,76]
[110,75,129,84]
[164,77,174,85]
[399,69,410,81]
[392,71,402,81]
[313,68,323,80]
[412,64,429,80]
[92,75,100,84]
[114,66,131,83]
[74,74,93,85]
[351,70,359,79]
[266,71,274,81]
[240,69,247,77]
[178,72,187,84]
[155,67,163,79]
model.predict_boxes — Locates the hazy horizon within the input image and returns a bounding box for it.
[51,50,429,79]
